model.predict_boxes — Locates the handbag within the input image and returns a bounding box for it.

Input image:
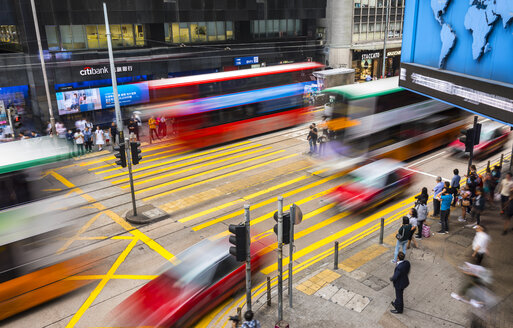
[462,199,471,207]
[396,226,405,240]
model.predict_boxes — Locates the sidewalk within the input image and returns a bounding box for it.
[254,204,513,328]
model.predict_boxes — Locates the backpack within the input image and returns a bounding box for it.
[422,224,431,238]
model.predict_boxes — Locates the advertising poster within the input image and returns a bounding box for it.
[56,82,149,115]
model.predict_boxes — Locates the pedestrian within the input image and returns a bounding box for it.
[432,176,444,217]
[158,115,167,137]
[84,118,93,131]
[94,126,105,151]
[466,165,481,197]
[482,168,493,203]
[128,118,138,142]
[65,129,75,152]
[83,127,93,153]
[437,186,453,234]
[30,131,40,138]
[74,129,85,156]
[392,216,412,263]
[56,121,67,138]
[469,188,485,227]
[415,198,428,238]
[471,225,489,265]
[148,116,159,143]
[502,192,513,235]
[415,187,429,205]
[240,310,261,328]
[318,134,327,156]
[491,165,501,196]
[307,123,318,154]
[75,117,86,132]
[390,251,410,314]
[451,168,461,206]
[407,208,419,249]
[110,121,118,145]
[459,184,472,222]
[169,117,176,136]
[103,128,110,146]
[497,172,513,214]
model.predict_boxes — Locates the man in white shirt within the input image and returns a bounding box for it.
[472,225,489,265]
[74,129,85,156]
[75,118,86,132]
[498,173,513,214]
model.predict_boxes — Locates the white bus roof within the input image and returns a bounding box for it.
[322,76,402,100]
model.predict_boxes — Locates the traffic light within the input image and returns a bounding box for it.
[459,128,474,152]
[130,141,142,165]
[114,144,127,168]
[473,123,482,145]
[273,211,291,244]
[228,223,247,262]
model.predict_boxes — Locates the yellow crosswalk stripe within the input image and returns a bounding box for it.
[122,146,272,188]
[104,141,256,180]
[141,152,297,201]
[193,172,344,231]
[89,146,189,171]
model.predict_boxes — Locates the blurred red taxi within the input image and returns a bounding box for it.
[113,236,271,328]
[449,122,509,159]
[329,159,415,212]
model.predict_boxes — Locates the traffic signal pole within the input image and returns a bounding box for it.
[244,204,252,312]
[277,196,284,322]
[288,204,295,308]
[125,137,137,217]
[467,116,478,176]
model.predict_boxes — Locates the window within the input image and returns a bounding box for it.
[353,24,360,33]
[0,25,19,44]
[212,257,239,284]
[97,25,108,48]
[216,21,225,40]
[72,25,86,49]
[226,21,234,39]
[86,25,99,48]
[168,21,232,43]
[207,22,216,41]
[135,24,144,45]
[171,23,179,43]
[122,24,134,46]
[110,25,123,47]
[60,25,73,50]
[45,26,59,50]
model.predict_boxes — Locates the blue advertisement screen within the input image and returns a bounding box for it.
[401,0,513,85]
[56,82,149,115]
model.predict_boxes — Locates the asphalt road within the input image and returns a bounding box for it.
[4,119,512,328]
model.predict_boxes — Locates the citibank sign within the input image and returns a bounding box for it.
[80,66,109,76]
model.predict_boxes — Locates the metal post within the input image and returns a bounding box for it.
[125,138,137,216]
[277,196,284,322]
[244,204,252,312]
[487,160,490,171]
[334,241,339,270]
[288,204,295,308]
[29,0,56,136]
[267,276,272,306]
[467,116,478,176]
[103,3,123,133]
[500,153,504,169]
[382,0,391,78]
[379,218,385,244]
[510,143,513,171]
[7,107,14,138]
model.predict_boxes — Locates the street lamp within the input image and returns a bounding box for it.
[29,0,56,136]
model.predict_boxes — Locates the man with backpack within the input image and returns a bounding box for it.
[240,310,261,328]
[415,199,428,238]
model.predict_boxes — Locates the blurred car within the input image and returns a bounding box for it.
[328,159,415,212]
[113,236,271,328]
[448,122,510,159]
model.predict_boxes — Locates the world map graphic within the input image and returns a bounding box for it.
[431,0,513,68]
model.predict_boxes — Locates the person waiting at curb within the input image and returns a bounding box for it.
[390,251,410,314]
[241,310,261,328]
[392,217,412,264]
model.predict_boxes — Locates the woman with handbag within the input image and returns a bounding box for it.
[459,184,472,222]
[392,217,412,264]
[407,208,419,249]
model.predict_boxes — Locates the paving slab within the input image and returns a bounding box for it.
[331,288,355,307]
[344,294,371,313]
[314,284,339,301]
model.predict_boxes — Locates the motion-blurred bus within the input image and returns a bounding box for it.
[133,62,323,149]
[316,77,468,174]
[0,137,100,320]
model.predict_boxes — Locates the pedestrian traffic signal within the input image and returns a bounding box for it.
[459,128,474,152]
[473,123,481,145]
[130,141,142,165]
[114,144,127,168]
[228,223,247,262]
[273,211,291,244]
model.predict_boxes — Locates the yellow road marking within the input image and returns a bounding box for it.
[103,141,255,179]
[260,195,416,275]
[141,152,296,200]
[193,297,235,328]
[179,175,310,224]
[57,212,103,254]
[49,171,174,262]
[193,172,344,232]
[124,146,272,188]
[65,238,138,328]
[42,188,62,192]
[89,146,189,171]
[79,142,179,167]
[338,244,388,272]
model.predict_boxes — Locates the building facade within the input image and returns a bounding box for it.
[322,0,403,81]
[0,0,326,132]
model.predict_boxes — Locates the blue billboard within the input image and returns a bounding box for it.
[234,56,259,66]
[56,82,149,115]
[400,0,513,125]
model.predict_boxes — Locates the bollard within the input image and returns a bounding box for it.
[379,218,385,244]
[237,307,242,323]
[487,160,490,171]
[267,276,272,306]
[275,321,290,328]
[500,153,504,168]
[334,241,339,270]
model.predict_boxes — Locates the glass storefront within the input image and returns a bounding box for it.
[165,21,234,44]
